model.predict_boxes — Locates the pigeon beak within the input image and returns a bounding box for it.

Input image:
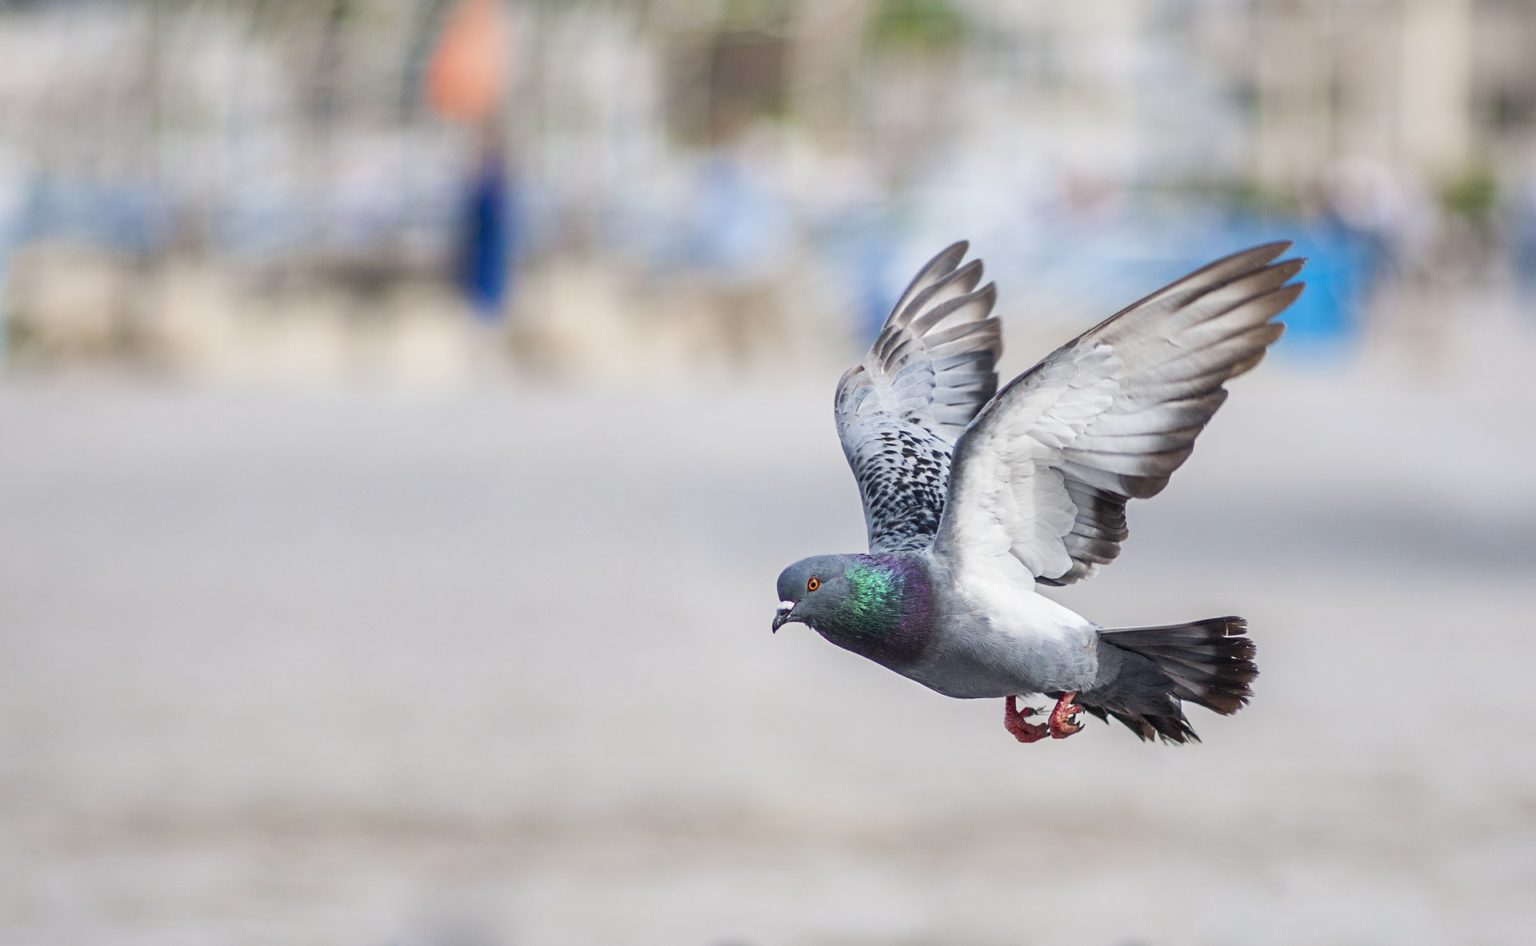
[771,601,795,633]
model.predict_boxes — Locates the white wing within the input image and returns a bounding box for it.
[933,242,1305,584]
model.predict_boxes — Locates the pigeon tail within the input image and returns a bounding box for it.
[1077,617,1257,745]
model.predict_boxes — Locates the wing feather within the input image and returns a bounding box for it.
[934,243,1305,584]
[835,243,1002,553]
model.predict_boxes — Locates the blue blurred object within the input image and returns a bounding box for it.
[1278,222,1370,353]
[816,205,899,342]
[22,173,174,256]
[657,148,792,282]
[1187,214,1370,360]
[458,147,516,320]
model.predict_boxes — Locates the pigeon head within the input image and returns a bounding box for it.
[771,553,935,668]
[772,554,856,633]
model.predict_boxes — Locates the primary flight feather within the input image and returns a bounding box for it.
[772,241,1304,744]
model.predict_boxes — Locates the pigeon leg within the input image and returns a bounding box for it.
[1048,692,1084,739]
[1004,696,1049,744]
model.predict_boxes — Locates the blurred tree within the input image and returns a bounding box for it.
[865,0,964,54]
[1443,166,1499,223]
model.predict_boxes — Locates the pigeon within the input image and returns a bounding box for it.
[772,241,1304,744]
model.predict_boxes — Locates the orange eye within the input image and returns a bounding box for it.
[806,576,821,592]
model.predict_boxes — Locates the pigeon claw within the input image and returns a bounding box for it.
[1047,692,1084,739]
[1003,696,1049,744]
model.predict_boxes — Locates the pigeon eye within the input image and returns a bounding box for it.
[806,576,821,592]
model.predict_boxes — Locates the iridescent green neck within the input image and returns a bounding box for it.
[816,555,932,668]
[840,561,903,625]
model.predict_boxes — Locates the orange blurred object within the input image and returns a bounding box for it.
[426,0,506,123]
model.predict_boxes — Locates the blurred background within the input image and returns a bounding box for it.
[1,1,1534,944]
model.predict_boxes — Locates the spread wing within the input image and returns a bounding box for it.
[933,242,1305,584]
[835,242,1002,553]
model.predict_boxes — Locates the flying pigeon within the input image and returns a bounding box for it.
[772,241,1304,744]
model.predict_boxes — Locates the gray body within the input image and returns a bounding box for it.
[903,550,1099,699]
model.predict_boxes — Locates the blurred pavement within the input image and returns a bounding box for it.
[2,354,1535,946]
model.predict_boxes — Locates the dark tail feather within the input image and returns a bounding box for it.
[1082,616,1258,745]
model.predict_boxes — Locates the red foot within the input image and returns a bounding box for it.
[1003,696,1048,743]
[1048,691,1084,739]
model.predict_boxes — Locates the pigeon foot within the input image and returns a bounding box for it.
[1048,692,1084,739]
[1004,696,1049,743]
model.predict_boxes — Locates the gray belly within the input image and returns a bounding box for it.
[897,632,1093,697]
[903,661,1023,699]
[898,618,1101,699]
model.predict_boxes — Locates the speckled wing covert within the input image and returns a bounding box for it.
[835,242,1001,554]
[934,242,1305,585]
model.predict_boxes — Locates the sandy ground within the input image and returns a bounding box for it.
[2,353,1535,946]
